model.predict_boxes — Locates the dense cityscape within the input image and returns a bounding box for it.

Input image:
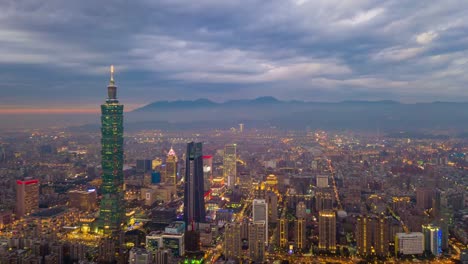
[0,68,466,264]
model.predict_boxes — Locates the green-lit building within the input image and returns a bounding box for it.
[98,65,125,234]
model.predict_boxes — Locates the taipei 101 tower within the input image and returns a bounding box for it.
[98,65,125,234]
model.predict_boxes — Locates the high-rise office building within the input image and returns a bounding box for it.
[266,191,278,224]
[356,215,389,256]
[98,66,125,234]
[223,144,237,187]
[248,221,265,263]
[422,224,442,256]
[318,210,336,252]
[16,179,39,218]
[184,142,206,228]
[224,222,242,260]
[165,148,177,185]
[295,218,306,251]
[253,199,268,245]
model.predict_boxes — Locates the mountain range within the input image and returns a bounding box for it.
[126,97,468,132]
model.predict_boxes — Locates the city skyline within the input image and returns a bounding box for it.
[1,1,468,112]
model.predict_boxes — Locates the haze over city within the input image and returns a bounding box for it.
[0,1,467,264]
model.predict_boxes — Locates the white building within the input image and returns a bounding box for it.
[395,232,424,255]
[253,199,268,245]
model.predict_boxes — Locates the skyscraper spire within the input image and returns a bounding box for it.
[109,65,115,85]
[107,65,117,100]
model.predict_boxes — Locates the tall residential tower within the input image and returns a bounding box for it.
[318,210,336,252]
[16,179,39,218]
[98,65,125,234]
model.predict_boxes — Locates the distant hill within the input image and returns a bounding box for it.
[134,96,283,112]
[127,97,468,132]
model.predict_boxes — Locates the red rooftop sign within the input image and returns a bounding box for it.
[16,180,38,185]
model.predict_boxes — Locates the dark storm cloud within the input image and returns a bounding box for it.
[1,0,468,108]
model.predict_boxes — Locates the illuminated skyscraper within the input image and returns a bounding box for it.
[166,148,177,185]
[16,179,39,218]
[223,144,237,187]
[98,65,125,234]
[318,210,336,252]
[184,142,206,228]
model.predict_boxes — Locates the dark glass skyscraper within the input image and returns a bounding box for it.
[183,142,206,228]
[98,66,125,234]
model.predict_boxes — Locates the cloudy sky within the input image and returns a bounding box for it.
[1,0,468,111]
